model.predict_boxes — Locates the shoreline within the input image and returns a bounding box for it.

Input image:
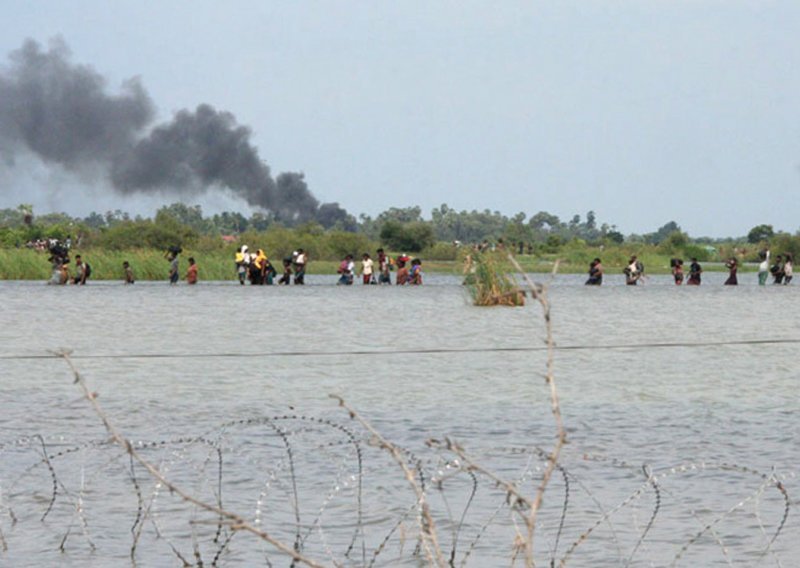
[0,248,757,281]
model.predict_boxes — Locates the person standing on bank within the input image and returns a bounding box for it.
[687,258,702,285]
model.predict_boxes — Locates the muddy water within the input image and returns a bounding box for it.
[1,275,797,566]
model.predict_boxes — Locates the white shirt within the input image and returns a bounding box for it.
[758,250,770,273]
[362,258,374,275]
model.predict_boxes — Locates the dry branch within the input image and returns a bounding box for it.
[329,394,446,567]
[507,254,568,567]
[57,351,324,568]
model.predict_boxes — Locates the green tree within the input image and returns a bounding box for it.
[747,224,774,244]
[377,206,423,224]
[645,221,681,245]
[83,212,107,229]
[379,220,435,252]
[157,203,215,234]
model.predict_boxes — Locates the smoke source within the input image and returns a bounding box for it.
[0,38,348,225]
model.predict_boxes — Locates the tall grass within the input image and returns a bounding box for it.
[463,252,525,306]
[0,244,743,281]
[0,248,348,281]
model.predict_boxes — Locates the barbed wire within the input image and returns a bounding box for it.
[1,336,799,362]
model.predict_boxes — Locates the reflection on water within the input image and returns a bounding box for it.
[0,276,798,566]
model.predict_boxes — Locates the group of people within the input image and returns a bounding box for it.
[585,255,649,286]
[234,245,306,285]
[48,253,91,285]
[166,247,197,285]
[334,250,422,285]
[585,250,794,286]
[233,245,423,286]
[670,258,704,285]
[757,250,793,285]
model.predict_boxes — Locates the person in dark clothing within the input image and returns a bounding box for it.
[123,261,135,284]
[293,248,307,284]
[263,259,277,284]
[278,258,292,285]
[770,255,785,284]
[585,258,603,285]
[724,258,738,285]
[249,259,263,285]
[687,258,702,285]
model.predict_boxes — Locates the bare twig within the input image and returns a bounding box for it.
[426,438,534,515]
[329,394,445,567]
[56,350,324,568]
[507,254,567,567]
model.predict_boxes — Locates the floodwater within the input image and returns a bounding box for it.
[0,273,798,567]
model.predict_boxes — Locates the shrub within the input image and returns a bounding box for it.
[421,241,460,260]
[380,221,435,252]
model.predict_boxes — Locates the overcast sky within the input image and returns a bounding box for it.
[1,1,799,237]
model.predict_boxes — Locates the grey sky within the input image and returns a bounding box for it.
[1,1,799,237]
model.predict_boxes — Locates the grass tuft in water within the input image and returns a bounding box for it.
[463,252,525,306]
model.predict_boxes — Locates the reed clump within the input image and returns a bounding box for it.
[463,252,525,306]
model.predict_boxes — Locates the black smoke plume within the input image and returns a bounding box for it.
[0,38,346,224]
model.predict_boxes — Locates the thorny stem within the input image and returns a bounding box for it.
[507,255,567,568]
[426,438,534,515]
[329,394,446,568]
[57,351,325,568]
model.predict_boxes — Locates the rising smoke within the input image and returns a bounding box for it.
[0,38,350,225]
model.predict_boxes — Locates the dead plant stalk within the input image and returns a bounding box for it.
[329,394,446,567]
[57,351,324,568]
[507,255,567,567]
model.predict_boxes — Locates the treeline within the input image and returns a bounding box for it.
[1,203,799,263]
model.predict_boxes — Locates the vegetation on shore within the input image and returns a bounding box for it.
[1,202,796,280]
[0,246,766,281]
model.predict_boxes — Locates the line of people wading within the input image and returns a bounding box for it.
[585,249,793,286]
[233,245,422,286]
[47,243,424,286]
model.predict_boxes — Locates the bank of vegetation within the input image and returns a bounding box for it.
[0,203,796,280]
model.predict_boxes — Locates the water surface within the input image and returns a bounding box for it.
[1,274,797,566]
